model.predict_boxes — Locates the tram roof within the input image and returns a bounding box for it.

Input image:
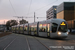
[39,19,66,24]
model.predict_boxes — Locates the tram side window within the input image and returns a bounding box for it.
[17,27,19,30]
[13,27,14,30]
[24,26,26,31]
[12,27,13,30]
[26,27,27,31]
[16,27,18,30]
[47,24,50,32]
[39,24,46,32]
[24,26,28,31]
[52,23,58,33]
[34,25,37,32]
[17,27,19,31]
[31,27,34,31]
[20,26,23,31]
[14,27,15,31]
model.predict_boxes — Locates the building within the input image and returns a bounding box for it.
[46,6,57,20]
[57,2,75,21]
[0,24,7,32]
[57,2,75,29]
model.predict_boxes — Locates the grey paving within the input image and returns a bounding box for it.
[0,33,75,50]
[26,35,48,50]
[6,35,28,50]
[34,35,75,50]
[0,34,18,50]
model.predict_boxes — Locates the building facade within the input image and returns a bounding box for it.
[46,6,57,20]
[0,24,7,32]
[57,2,75,21]
[57,2,75,29]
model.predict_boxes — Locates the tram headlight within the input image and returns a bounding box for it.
[67,32,68,34]
[58,32,61,35]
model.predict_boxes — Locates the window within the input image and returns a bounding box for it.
[13,27,15,31]
[47,24,50,32]
[16,27,19,30]
[58,22,68,32]
[20,26,23,31]
[30,25,34,32]
[51,23,58,33]
[34,25,37,32]
[12,27,14,30]
[39,24,47,32]
[54,8,56,10]
[24,26,28,31]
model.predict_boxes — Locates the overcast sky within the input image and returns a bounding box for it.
[0,0,75,24]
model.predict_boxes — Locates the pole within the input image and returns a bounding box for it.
[4,20,5,24]
[34,12,35,22]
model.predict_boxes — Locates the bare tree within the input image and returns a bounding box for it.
[19,19,28,24]
[6,20,18,30]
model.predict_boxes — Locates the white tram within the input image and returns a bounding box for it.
[12,25,16,33]
[23,23,29,34]
[12,19,68,38]
[16,25,20,33]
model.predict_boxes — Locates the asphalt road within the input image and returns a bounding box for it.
[0,32,2,34]
[0,33,75,50]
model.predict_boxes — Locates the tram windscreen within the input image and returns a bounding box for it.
[58,22,68,32]
[52,23,58,32]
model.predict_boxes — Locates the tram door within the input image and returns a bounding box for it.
[47,24,50,37]
[29,26,31,35]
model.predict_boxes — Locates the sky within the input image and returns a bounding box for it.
[0,0,75,24]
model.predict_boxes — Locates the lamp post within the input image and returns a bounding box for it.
[34,12,35,22]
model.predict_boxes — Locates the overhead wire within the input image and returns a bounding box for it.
[9,0,17,15]
[12,0,58,20]
[27,0,32,15]
[30,0,58,18]
[24,0,58,20]
[28,0,58,15]
[35,0,58,19]
[35,0,58,11]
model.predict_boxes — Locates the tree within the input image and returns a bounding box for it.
[19,19,28,24]
[6,20,18,30]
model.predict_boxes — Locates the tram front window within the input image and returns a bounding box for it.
[58,22,68,32]
[58,25,68,32]
[52,23,58,33]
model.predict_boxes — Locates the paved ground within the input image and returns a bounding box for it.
[0,33,75,50]
[0,32,2,34]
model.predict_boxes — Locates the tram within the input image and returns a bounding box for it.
[12,19,68,38]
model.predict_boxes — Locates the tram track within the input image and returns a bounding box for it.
[25,35,51,50]
[34,36,51,50]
